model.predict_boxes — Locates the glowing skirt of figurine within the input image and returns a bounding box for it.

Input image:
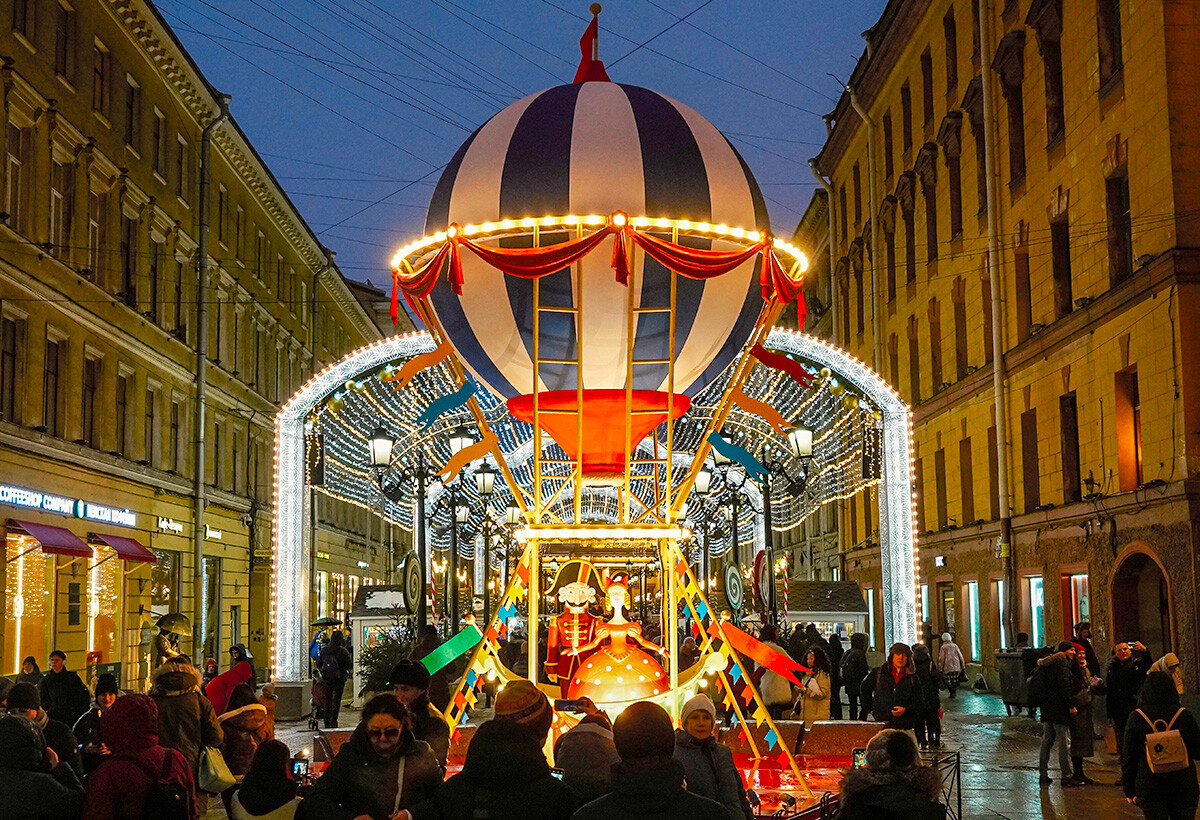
[566,643,670,703]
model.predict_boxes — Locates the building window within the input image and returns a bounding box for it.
[959,436,975,523]
[92,43,110,115]
[120,216,137,308]
[54,3,73,80]
[87,191,106,281]
[839,185,847,244]
[217,186,227,244]
[929,297,943,389]
[1050,217,1072,320]
[115,374,127,456]
[934,447,948,529]
[50,160,74,259]
[921,48,934,127]
[1063,572,1091,627]
[852,163,862,227]
[1028,576,1045,647]
[901,82,913,152]
[1015,248,1031,342]
[855,265,864,335]
[943,9,958,92]
[81,356,99,448]
[966,580,981,661]
[885,228,896,302]
[922,177,938,263]
[865,586,876,650]
[908,316,921,403]
[1060,392,1081,503]
[981,276,994,362]
[0,317,20,423]
[902,198,916,283]
[124,77,140,150]
[987,423,999,519]
[317,570,329,618]
[995,579,1009,649]
[176,136,188,201]
[212,421,223,488]
[1021,409,1040,512]
[995,36,1027,184]
[1097,0,1123,86]
[255,230,266,279]
[201,557,221,662]
[43,339,61,437]
[147,240,162,324]
[144,389,156,466]
[13,0,34,42]
[234,206,245,258]
[6,124,31,234]
[1107,172,1133,286]
[174,260,185,336]
[1115,366,1142,491]
[169,400,180,473]
[152,110,167,176]
[1039,37,1065,142]
[883,112,893,179]
[953,280,968,380]
[888,333,899,388]
[150,550,180,613]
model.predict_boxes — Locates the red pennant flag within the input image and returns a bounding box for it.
[716,621,810,685]
[572,12,611,83]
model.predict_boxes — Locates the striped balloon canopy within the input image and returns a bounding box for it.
[421,79,772,475]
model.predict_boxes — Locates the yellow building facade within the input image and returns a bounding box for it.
[813,0,1200,684]
[0,0,396,690]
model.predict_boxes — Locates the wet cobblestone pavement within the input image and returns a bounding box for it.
[233,690,1152,819]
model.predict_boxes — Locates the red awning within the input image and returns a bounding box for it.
[91,533,156,563]
[10,520,92,558]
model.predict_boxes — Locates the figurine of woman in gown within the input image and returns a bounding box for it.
[565,576,669,702]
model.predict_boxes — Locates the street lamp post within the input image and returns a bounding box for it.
[760,426,813,629]
[444,426,476,633]
[474,460,496,627]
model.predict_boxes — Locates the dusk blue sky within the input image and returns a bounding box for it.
[158,1,881,289]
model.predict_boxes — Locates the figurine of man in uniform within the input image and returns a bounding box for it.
[545,581,599,696]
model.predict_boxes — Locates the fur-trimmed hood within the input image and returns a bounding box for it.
[840,764,942,810]
[150,659,201,696]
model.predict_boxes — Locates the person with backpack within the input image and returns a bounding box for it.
[81,693,195,820]
[150,656,223,818]
[1033,642,1082,787]
[840,633,870,721]
[317,631,352,729]
[1121,670,1200,818]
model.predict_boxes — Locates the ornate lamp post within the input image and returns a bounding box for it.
[760,426,813,628]
[474,460,497,626]
[445,426,477,632]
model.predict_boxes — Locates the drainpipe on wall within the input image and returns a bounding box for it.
[809,160,837,347]
[193,94,230,657]
[978,0,1017,640]
[847,87,883,373]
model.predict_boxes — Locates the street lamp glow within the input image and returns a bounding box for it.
[475,460,497,496]
[448,426,475,455]
[367,426,395,469]
[505,501,522,526]
[788,426,813,458]
[695,463,712,495]
[455,504,470,524]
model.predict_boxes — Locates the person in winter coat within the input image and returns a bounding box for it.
[756,625,794,720]
[16,657,43,687]
[870,644,921,731]
[257,684,277,738]
[1150,653,1185,695]
[672,693,754,820]
[911,644,942,749]
[316,631,352,729]
[427,679,578,820]
[805,624,831,660]
[73,672,120,773]
[679,636,702,671]
[827,634,845,720]
[229,644,257,685]
[80,693,196,820]
[219,684,271,815]
[1105,640,1152,767]
[1121,670,1200,818]
[936,634,965,699]
[298,695,439,820]
[574,700,728,820]
[7,681,83,777]
[150,656,223,818]
[1072,622,1102,682]
[201,659,219,690]
[1036,642,1082,787]
[0,713,83,819]
[796,647,832,729]
[411,626,452,713]
[388,659,451,769]
[207,661,254,716]
[841,633,870,720]
[40,649,91,727]
[230,739,301,820]
[1069,645,1101,785]
[554,698,620,804]
[835,728,945,820]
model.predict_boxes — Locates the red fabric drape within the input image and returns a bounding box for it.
[458,223,619,282]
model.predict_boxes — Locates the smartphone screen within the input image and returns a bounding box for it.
[852,748,867,768]
[550,767,565,781]
[553,699,586,713]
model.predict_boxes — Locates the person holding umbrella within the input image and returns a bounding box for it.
[154,614,190,667]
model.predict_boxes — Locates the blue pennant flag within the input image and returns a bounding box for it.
[706,432,768,482]
[416,383,476,431]
[729,711,740,726]
[696,600,709,620]
[764,728,778,748]
[466,670,478,689]
[729,664,742,683]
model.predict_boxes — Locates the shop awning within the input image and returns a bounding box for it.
[9,520,92,557]
[91,533,156,563]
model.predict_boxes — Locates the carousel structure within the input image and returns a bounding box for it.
[271,9,919,807]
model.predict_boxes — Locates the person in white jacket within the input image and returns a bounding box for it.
[756,625,795,719]
[937,633,966,699]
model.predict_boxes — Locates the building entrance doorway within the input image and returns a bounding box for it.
[938,583,956,637]
[1110,551,1171,661]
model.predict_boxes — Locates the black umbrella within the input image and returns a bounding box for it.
[156,613,192,636]
[311,617,342,627]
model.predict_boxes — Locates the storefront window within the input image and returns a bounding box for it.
[920,584,930,627]
[331,572,345,622]
[865,586,875,649]
[967,580,981,660]
[201,557,220,662]
[1066,573,1089,627]
[150,550,180,612]
[316,570,328,618]
[88,544,122,663]
[5,534,53,674]
[995,578,1008,650]
[1028,575,1044,648]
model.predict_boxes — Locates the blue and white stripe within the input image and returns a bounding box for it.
[425,82,769,401]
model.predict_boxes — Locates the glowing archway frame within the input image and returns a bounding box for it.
[760,328,918,647]
[272,333,437,682]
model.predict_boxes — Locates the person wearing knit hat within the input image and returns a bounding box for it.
[0,714,84,817]
[426,681,578,820]
[837,729,943,819]
[573,700,727,820]
[72,673,120,773]
[388,658,449,768]
[673,694,755,820]
[6,681,84,778]
[552,697,619,803]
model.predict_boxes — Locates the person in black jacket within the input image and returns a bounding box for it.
[835,728,945,820]
[911,644,941,748]
[870,643,920,731]
[38,650,90,728]
[1121,670,1200,818]
[316,632,351,729]
[572,700,728,820]
[6,682,83,778]
[71,672,119,773]
[0,713,83,818]
[841,633,870,721]
[1106,640,1152,769]
[827,634,845,720]
[1036,642,1081,787]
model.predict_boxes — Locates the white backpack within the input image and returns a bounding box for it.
[1137,709,1191,774]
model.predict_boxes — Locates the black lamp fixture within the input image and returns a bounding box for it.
[505,500,522,526]
[695,461,713,495]
[367,426,395,472]
[474,460,497,497]
[448,425,476,455]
